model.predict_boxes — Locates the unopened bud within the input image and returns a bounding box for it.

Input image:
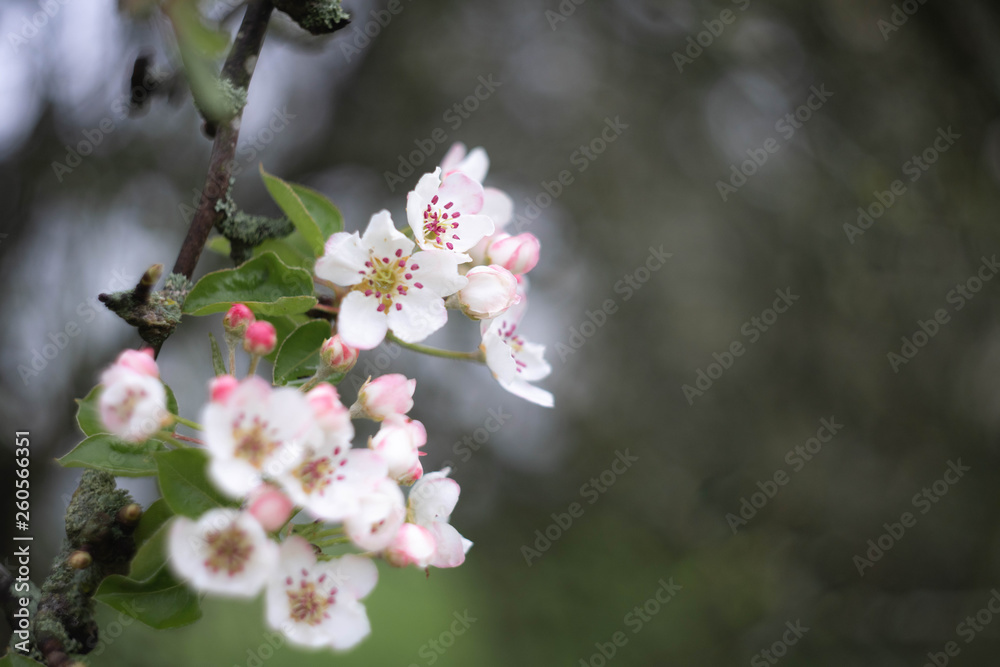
[487,233,540,275]
[457,265,519,320]
[68,550,92,569]
[248,486,294,532]
[243,321,277,356]
[320,334,359,374]
[117,502,143,526]
[385,523,436,568]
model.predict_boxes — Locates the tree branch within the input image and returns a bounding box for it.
[171,0,275,280]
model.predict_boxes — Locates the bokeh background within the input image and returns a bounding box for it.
[3,0,1000,665]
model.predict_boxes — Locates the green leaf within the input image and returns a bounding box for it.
[129,502,174,581]
[209,332,227,376]
[260,166,343,255]
[259,314,300,364]
[0,652,46,666]
[164,382,179,417]
[156,449,237,519]
[273,320,331,385]
[255,232,315,270]
[95,566,202,629]
[75,385,104,436]
[58,435,168,477]
[206,235,231,256]
[182,251,317,317]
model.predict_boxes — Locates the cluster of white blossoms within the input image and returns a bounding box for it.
[316,143,553,407]
[91,144,551,652]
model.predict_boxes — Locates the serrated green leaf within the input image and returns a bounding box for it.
[95,566,202,629]
[260,166,343,255]
[156,449,237,518]
[273,320,331,385]
[182,251,317,317]
[75,385,104,436]
[209,332,227,376]
[58,435,168,477]
[255,231,314,270]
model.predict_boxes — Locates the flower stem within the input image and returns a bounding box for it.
[247,354,261,377]
[229,347,237,376]
[387,332,484,363]
[173,415,204,431]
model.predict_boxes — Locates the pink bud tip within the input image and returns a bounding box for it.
[243,321,277,356]
[115,348,159,378]
[209,375,239,403]
[357,374,416,421]
[224,303,256,332]
[488,233,540,275]
[321,334,359,374]
[248,486,294,532]
[385,523,436,568]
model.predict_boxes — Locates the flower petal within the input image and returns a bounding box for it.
[362,210,413,260]
[482,187,513,229]
[338,291,389,350]
[315,232,367,286]
[387,292,448,343]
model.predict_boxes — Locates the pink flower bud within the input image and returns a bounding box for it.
[385,523,436,568]
[243,321,277,356]
[458,265,520,320]
[355,374,416,421]
[115,348,159,378]
[223,303,255,335]
[487,233,540,275]
[306,383,351,432]
[248,486,294,532]
[209,375,239,403]
[321,334,359,374]
[370,418,427,482]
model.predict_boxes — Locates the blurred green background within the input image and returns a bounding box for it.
[4,0,1000,665]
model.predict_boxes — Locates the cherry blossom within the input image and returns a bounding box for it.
[168,509,278,597]
[457,265,520,320]
[480,298,553,407]
[369,417,427,483]
[407,468,472,568]
[487,232,541,275]
[353,373,416,421]
[98,348,170,442]
[202,376,315,497]
[385,523,436,569]
[344,476,406,551]
[440,143,514,248]
[266,537,378,650]
[406,168,494,260]
[315,210,466,349]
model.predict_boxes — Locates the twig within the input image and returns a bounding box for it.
[171,0,275,281]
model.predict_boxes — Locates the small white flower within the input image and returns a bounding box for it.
[407,468,472,569]
[168,509,278,597]
[266,537,378,651]
[406,168,494,261]
[480,298,553,408]
[202,377,315,497]
[344,477,406,551]
[278,447,387,522]
[385,523,436,569]
[315,210,467,349]
[353,373,416,422]
[98,348,170,442]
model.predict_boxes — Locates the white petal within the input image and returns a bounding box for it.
[387,293,448,344]
[362,210,413,260]
[315,232,367,286]
[428,522,468,569]
[326,599,372,651]
[408,250,468,296]
[410,475,460,524]
[482,187,513,229]
[209,457,261,497]
[338,291,389,350]
[482,329,517,382]
[515,340,552,382]
[327,554,379,599]
[498,377,554,408]
[457,147,489,183]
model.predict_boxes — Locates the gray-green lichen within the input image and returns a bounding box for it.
[274,0,350,35]
[27,471,138,662]
[100,270,189,352]
[215,190,294,264]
